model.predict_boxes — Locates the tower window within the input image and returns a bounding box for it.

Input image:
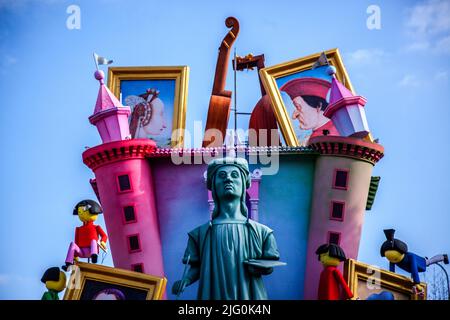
[131,263,144,273]
[328,232,341,245]
[330,201,345,221]
[333,169,349,190]
[118,174,131,192]
[123,206,136,223]
[127,234,141,252]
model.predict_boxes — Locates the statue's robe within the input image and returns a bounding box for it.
[182,218,280,300]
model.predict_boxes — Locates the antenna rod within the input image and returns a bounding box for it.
[233,47,238,149]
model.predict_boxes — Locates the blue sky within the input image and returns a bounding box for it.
[0,0,449,299]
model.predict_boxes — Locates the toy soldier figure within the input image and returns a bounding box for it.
[172,157,284,300]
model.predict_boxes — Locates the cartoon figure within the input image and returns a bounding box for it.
[366,291,395,300]
[62,200,108,271]
[126,88,167,139]
[380,229,449,294]
[172,157,283,300]
[41,267,66,300]
[316,243,353,300]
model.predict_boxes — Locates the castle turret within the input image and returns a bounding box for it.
[303,72,383,299]
[83,71,165,284]
[324,67,370,138]
[89,70,131,143]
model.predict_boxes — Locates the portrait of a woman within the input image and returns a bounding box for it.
[126,88,168,144]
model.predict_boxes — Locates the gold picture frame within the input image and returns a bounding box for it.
[63,262,167,300]
[108,66,189,148]
[344,259,427,300]
[259,48,354,147]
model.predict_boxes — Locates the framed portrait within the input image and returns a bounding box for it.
[259,48,354,147]
[108,66,189,148]
[63,262,167,300]
[344,259,427,300]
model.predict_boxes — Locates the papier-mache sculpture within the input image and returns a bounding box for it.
[380,229,448,294]
[172,157,285,300]
[316,243,353,300]
[62,200,108,271]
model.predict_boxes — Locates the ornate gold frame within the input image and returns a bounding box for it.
[63,262,167,300]
[259,48,354,147]
[108,66,189,147]
[344,259,427,300]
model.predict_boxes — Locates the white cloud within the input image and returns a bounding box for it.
[347,49,385,66]
[405,41,430,52]
[398,74,421,87]
[406,0,450,35]
[404,0,450,54]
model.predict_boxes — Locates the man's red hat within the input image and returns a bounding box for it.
[280,77,331,100]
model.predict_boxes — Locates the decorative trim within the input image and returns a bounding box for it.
[308,136,384,165]
[83,139,157,171]
[83,140,318,171]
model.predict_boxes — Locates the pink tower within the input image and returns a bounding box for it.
[82,70,165,280]
[302,72,384,299]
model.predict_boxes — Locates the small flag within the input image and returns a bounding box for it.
[93,52,113,70]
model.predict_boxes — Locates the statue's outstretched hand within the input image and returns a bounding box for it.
[172,279,189,295]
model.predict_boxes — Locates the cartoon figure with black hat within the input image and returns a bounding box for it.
[316,243,353,300]
[62,200,108,271]
[41,267,66,300]
[380,229,449,293]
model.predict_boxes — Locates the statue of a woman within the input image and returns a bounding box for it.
[172,157,281,300]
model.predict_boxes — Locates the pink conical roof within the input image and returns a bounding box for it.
[329,75,354,104]
[93,70,123,114]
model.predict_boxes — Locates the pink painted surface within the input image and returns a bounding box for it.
[328,75,354,104]
[89,70,131,143]
[324,76,370,138]
[91,155,165,279]
[93,70,123,114]
[303,155,373,299]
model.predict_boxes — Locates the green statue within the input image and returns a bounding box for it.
[172,157,282,300]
